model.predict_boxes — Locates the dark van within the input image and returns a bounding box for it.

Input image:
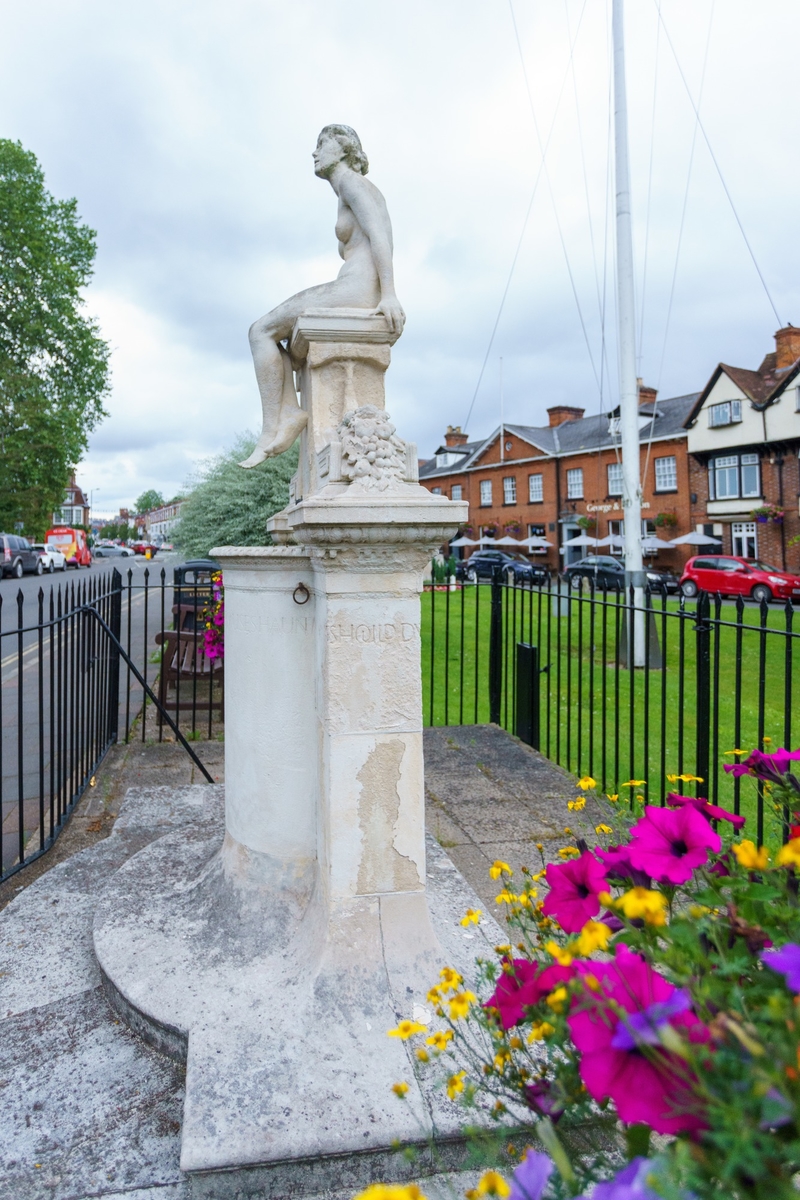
[1,534,40,578]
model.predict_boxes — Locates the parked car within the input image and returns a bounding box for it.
[30,543,67,573]
[93,544,135,558]
[679,555,800,604]
[562,555,679,594]
[455,549,549,586]
[1,534,41,578]
[130,542,159,556]
[45,526,92,568]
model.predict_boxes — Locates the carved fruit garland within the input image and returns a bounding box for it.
[337,405,408,492]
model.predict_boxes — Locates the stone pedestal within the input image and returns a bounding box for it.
[92,311,472,1190]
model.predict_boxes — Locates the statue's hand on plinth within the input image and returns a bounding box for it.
[372,295,405,336]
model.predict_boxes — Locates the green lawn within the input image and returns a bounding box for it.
[421,583,800,838]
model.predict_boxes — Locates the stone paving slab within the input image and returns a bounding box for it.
[423,725,607,916]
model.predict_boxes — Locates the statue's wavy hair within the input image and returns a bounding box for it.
[319,124,369,175]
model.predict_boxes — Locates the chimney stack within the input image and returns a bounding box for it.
[775,326,800,370]
[444,425,469,447]
[547,405,584,428]
[637,378,658,407]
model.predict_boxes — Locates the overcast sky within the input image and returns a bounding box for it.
[1,0,798,516]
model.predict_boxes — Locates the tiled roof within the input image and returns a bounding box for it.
[423,392,698,471]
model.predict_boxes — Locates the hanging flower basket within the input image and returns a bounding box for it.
[576,515,596,531]
[750,505,784,524]
[654,511,678,528]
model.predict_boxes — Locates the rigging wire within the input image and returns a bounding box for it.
[461,4,588,433]
[508,0,603,397]
[654,0,782,327]
[637,2,661,372]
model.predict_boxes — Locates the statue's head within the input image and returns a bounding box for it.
[314,124,369,176]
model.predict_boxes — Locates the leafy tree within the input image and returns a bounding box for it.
[174,433,297,559]
[135,489,165,514]
[0,140,110,536]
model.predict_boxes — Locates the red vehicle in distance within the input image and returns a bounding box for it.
[679,555,800,604]
[45,526,92,568]
[130,542,158,557]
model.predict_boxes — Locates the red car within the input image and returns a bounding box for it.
[679,555,800,604]
[130,542,158,557]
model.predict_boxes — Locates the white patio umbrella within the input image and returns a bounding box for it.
[668,530,723,546]
[492,535,525,546]
[524,535,554,549]
[596,534,624,550]
[562,534,604,549]
[641,535,673,554]
[450,535,481,547]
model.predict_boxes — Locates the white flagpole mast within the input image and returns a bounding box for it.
[499,357,505,464]
[612,0,646,666]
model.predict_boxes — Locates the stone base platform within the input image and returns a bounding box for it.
[0,783,503,1200]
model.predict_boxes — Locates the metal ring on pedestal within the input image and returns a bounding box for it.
[293,583,310,605]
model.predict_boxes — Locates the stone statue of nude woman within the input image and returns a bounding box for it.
[240,125,405,469]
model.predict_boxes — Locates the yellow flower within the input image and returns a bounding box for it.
[426,985,442,1005]
[545,940,574,967]
[527,1020,555,1042]
[689,905,711,919]
[416,1047,429,1062]
[446,1070,467,1100]
[777,839,800,868]
[449,990,477,1020]
[666,773,679,784]
[387,1020,427,1040]
[494,944,512,955]
[489,860,512,879]
[679,773,703,783]
[495,888,519,904]
[509,1036,523,1049]
[476,1170,511,1198]
[615,887,668,926]
[392,1081,409,1097]
[493,1048,511,1072]
[606,793,619,803]
[531,869,546,881]
[732,841,770,870]
[426,1029,453,1050]
[546,986,568,1014]
[764,737,773,744]
[574,920,613,956]
[439,966,463,992]
[568,797,586,811]
[460,908,481,926]
[558,846,580,859]
[724,749,747,756]
[595,824,613,835]
[352,1187,426,1200]
[621,779,646,788]
[583,973,601,992]
[597,891,613,907]
[563,827,573,835]
[578,775,596,790]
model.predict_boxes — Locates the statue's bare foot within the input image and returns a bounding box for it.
[266,406,308,456]
[239,432,276,469]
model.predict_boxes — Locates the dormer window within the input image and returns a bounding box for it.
[708,400,742,428]
[608,417,620,435]
[435,450,466,468]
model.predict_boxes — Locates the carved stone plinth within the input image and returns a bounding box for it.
[93,313,473,1191]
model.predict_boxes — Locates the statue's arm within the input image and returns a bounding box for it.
[339,174,405,334]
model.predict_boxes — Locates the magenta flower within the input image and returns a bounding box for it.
[568,945,708,1134]
[761,943,800,992]
[724,747,800,783]
[485,959,573,1029]
[543,852,609,933]
[628,805,721,885]
[595,843,651,888]
[509,1149,553,1200]
[666,792,746,831]
[524,1078,565,1120]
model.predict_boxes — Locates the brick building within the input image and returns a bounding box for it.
[53,472,90,527]
[420,388,699,572]
[686,326,800,570]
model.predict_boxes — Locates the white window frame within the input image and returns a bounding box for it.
[708,400,743,428]
[566,468,583,499]
[503,476,517,505]
[607,461,624,496]
[741,453,760,498]
[528,473,543,503]
[708,453,760,500]
[479,480,492,506]
[732,521,757,558]
[451,484,463,501]
[528,523,547,554]
[654,455,677,492]
[430,486,442,495]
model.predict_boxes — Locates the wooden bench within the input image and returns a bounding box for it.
[154,624,224,716]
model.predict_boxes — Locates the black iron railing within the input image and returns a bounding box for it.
[422,573,800,839]
[0,567,222,883]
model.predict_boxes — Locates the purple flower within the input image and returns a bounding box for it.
[761,942,800,991]
[509,1149,554,1200]
[610,989,691,1051]
[585,1159,662,1200]
[595,844,652,888]
[666,792,746,832]
[524,1079,565,1120]
[724,748,800,783]
[628,805,721,885]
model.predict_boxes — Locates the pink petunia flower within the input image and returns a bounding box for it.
[568,945,708,1134]
[542,852,609,933]
[628,805,721,885]
[724,747,800,783]
[595,843,651,888]
[485,959,573,1030]
[666,792,746,831]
